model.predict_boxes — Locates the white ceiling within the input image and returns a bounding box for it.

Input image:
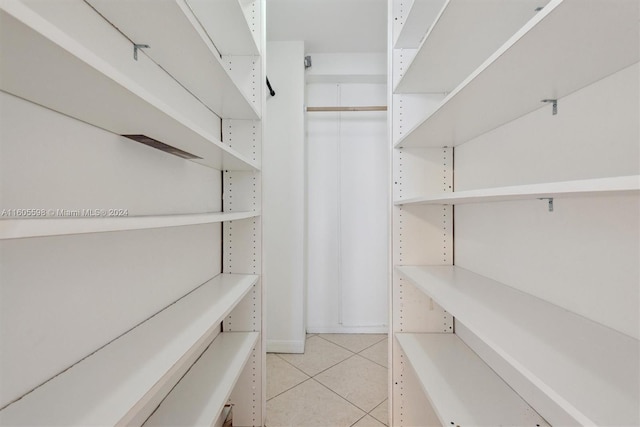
[266,0,387,53]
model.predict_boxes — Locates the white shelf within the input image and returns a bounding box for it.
[393,0,445,49]
[86,0,260,120]
[395,333,548,426]
[395,0,545,93]
[396,265,640,426]
[144,331,259,426]
[0,2,258,171]
[0,273,259,426]
[395,0,639,148]
[0,211,260,240]
[216,406,233,427]
[186,0,260,55]
[395,175,640,206]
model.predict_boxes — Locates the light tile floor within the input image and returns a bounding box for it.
[266,334,389,427]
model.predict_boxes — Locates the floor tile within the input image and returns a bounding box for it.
[315,354,387,412]
[278,335,353,376]
[359,338,388,368]
[319,334,387,353]
[266,354,310,400]
[351,414,387,427]
[369,400,389,426]
[266,379,365,427]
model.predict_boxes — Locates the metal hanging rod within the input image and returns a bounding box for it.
[266,77,275,97]
[306,106,387,112]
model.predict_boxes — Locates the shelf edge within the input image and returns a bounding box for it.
[394,175,640,206]
[0,211,261,240]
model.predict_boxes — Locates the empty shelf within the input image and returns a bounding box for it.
[393,0,446,49]
[396,265,640,426]
[144,331,259,426]
[395,175,640,205]
[0,2,258,171]
[395,0,545,93]
[86,0,260,119]
[396,333,547,426]
[396,0,639,148]
[0,211,260,240]
[0,273,259,426]
[186,0,260,55]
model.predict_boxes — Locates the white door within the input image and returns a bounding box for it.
[306,82,388,333]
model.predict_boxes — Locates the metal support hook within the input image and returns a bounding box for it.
[541,99,557,115]
[133,43,150,61]
[539,198,554,212]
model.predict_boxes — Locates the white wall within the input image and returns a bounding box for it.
[0,92,222,407]
[305,53,386,83]
[264,41,306,353]
[306,78,389,333]
[454,63,640,339]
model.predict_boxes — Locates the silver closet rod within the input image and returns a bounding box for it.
[306,106,387,112]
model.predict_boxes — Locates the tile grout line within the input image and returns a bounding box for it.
[272,336,362,378]
[357,351,388,370]
[315,334,361,353]
[269,354,313,387]
[312,352,359,377]
[357,335,388,350]
[267,375,380,426]
[270,353,369,400]
[272,349,357,378]
[355,336,388,370]
[368,399,390,426]
[265,376,314,403]
[316,334,388,354]
[277,336,388,403]
[267,335,390,426]
[350,404,390,427]
[349,413,369,427]
[309,377,382,418]
[274,347,384,414]
[310,343,388,418]
[310,357,387,413]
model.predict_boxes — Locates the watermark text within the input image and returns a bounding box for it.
[1,208,129,218]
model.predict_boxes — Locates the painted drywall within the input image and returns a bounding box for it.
[0,92,220,215]
[454,63,639,190]
[263,41,306,353]
[305,53,386,83]
[0,93,222,407]
[454,64,640,339]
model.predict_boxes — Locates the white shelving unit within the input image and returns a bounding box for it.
[389,0,640,425]
[186,0,260,55]
[392,0,445,49]
[144,331,259,426]
[395,0,639,148]
[397,266,639,426]
[1,0,266,425]
[395,333,548,426]
[0,211,260,240]
[395,175,640,206]
[0,274,258,426]
[394,0,547,93]
[0,1,258,171]
[86,0,260,119]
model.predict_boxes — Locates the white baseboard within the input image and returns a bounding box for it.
[307,325,389,334]
[267,339,305,354]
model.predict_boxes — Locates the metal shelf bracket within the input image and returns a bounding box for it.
[133,43,150,61]
[541,98,558,115]
[539,197,554,212]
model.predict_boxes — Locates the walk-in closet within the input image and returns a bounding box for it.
[1,0,638,426]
